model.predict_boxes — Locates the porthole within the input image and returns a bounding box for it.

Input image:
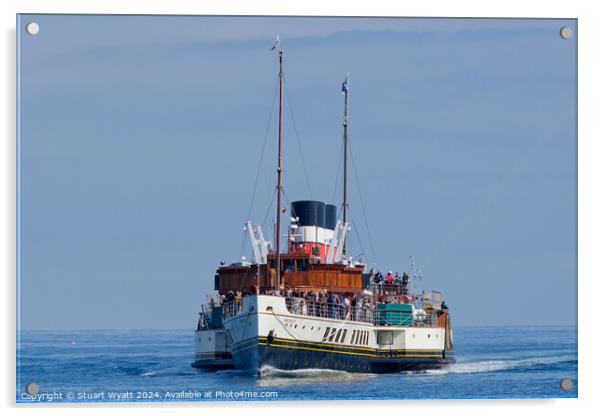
[428,334,431,338]
[311,327,314,330]
[302,326,306,329]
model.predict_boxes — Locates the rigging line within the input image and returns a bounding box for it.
[331,137,344,203]
[239,76,279,259]
[281,187,292,205]
[348,140,378,266]
[348,207,369,265]
[283,76,313,199]
[261,186,278,230]
[245,75,280,222]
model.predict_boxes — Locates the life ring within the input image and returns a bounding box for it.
[401,295,411,304]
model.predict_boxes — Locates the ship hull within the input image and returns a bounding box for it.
[224,295,454,375]
[232,337,453,374]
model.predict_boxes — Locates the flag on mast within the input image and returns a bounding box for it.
[270,34,280,51]
[342,73,349,93]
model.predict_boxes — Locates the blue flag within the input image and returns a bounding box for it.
[341,78,349,93]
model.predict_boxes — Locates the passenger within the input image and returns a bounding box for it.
[344,296,351,320]
[374,271,383,286]
[401,272,409,295]
[356,297,365,322]
[328,292,335,318]
[308,291,316,316]
[385,271,393,285]
[321,294,328,317]
[393,272,401,285]
[441,301,448,310]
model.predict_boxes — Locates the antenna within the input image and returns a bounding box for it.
[409,255,423,296]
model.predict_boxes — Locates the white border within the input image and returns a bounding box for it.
[2,0,600,414]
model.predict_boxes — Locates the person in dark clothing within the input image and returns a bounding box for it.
[441,301,448,310]
[400,272,409,295]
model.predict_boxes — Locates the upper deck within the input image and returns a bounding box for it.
[215,253,365,295]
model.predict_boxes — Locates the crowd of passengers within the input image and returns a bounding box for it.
[369,270,410,295]
[222,279,416,322]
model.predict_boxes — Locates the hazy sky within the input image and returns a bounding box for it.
[17,15,576,330]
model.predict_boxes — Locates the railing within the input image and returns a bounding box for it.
[284,298,441,327]
[222,300,244,319]
[222,297,444,327]
[366,283,410,296]
[220,297,443,327]
[196,306,225,330]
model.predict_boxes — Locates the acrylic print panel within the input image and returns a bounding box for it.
[16,14,577,403]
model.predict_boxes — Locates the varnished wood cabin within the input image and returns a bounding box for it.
[215,253,365,295]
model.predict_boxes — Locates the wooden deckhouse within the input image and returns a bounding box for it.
[215,253,365,295]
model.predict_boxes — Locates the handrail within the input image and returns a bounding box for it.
[220,297,445,327]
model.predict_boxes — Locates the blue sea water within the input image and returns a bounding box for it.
[16,326,577,402]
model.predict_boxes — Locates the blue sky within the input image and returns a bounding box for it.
[17,15,576,329]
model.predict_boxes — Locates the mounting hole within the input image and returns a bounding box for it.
[26,22,40,35]
[25,383,39,395]
[560,378,573,391]
[559,26,573,39]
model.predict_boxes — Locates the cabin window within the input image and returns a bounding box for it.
[340,329,348,343]
[296,259,308,272]
[334,329,342,343]
[283,259,294,273]
[268,260,276,269]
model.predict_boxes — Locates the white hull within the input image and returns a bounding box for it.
[222,295,454,374]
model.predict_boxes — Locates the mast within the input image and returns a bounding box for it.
[275,50,284,291]
[342,74,349,256]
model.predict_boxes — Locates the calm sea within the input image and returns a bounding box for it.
[16,326,577,402]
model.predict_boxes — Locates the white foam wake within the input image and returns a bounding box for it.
[260,365,352,379]
[424,356,571,375]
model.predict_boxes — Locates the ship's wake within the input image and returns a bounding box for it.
[423,356,575,376]
[260,365,351,379]
[258,365,375,386]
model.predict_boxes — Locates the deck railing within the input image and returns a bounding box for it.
[284,298,441,327]
[221,297,444,327]
[222,300,244,319]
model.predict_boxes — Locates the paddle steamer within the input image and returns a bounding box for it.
[192,47,454,374]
